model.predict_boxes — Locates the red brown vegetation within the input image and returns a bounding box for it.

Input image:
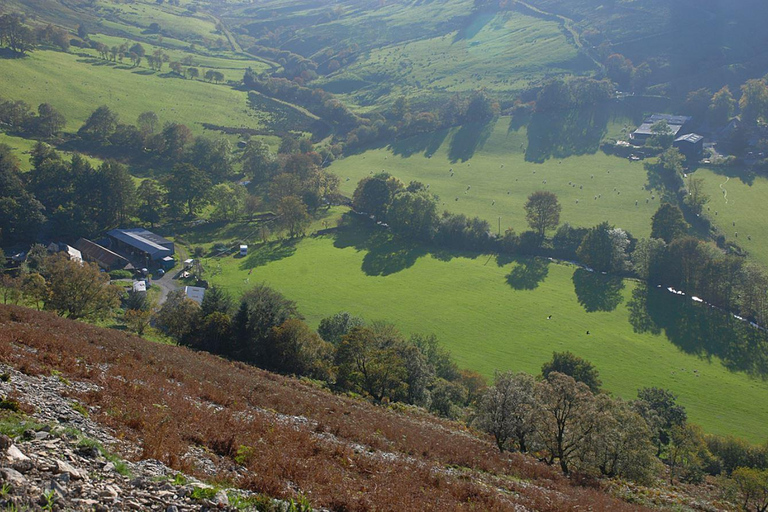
[0,305,651,511]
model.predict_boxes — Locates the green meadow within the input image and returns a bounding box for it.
[332,10,586,102]
[188,223,768,442]
[0,50,263,134]
[695,166,768,269]
[331,116,657,238]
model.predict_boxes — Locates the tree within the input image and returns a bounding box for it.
[583,396,659,482]
[667,424,710,484]
[210,183,245,222]
[34,103,66,137]
[276,195,310,238]
[45,254,121,320]
[97,160,135,226]
[231,283,301,362]
[136,179,164,227]
[317,311,365,345]
[137,111,159,134]
[635,387,687,456]
[476,371,538,453]
[160,122,193,159]
[524,191,561,241]
[541,351,602,393]
[651,203,688,243]
[200,285,232,317]
[125,308,153,335]
[189,137,233,183]
[387,191,439,241]
[265,319,334,381]
[632,238,667,282]
[22,273,47,310]
[78,105,118,142]
[552,224,588,259]
[576,222,629,274]
[740,79,768,125]
[129,42,145,66]
[710,86,736,126]
[187,67,199,79]
[352,174,403,220]
[646,120,674,149]
[241,139,276,183]
[731,467,768,512]
[0,14,36,55]
[154,290,201,343]
[533,372,597,474]
[165,163,211,217]
[684,175,709,215]
[429,378,467,419]
[335,324,407,402]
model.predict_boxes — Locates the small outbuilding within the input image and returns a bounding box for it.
[674,133,704,160]
[184,286,206,304]
[240,245,248,256]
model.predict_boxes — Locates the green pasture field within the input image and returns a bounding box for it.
[331,116,657,238]
[188,222,768,441]
[93,0,220,42]
[0,50,263,135]
[88,34,269,82]
[328,10,587,104]
[695,166,768,269]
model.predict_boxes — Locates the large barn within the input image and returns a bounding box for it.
[106,229,174,264]
[630,114,693,145]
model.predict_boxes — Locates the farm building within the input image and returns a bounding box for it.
[106,229,174,264]
[74,238,132,271]
[674,133,704,159]
[184,286,206,304]
[630,114,693,145]
[47,242,82,263]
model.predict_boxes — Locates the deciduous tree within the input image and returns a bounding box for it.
[524,191,561,241]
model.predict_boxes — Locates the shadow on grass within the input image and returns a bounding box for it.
[506,258,550,290]
[705,165,757,186]
[572,269,625,312]
[627,285,768,377]
[525,105,609,163]
[390,129,449,158]
[448,121,494,163]
[167,221,262,246]
[334,219,428,276]
[453,11,494,42]
[239,239,298,270]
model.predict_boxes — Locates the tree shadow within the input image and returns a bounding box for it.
[448,121,493,163]
[506,258,550,290]
[706,165,757,186]
[239,239,298,270]
[453,11,494,42]
[333,216,428,276]
[132,69,157,76]
[390,129,449,158]
[572,268,625,312]
[525,105,609,163]
[627,285,768,377]
[508,112,531,134]
[0,48,27,59]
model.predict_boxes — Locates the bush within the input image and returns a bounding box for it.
[108,270,133,280]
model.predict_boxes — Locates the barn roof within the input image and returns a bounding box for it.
[675,133,704,144]
[107,229,172,257]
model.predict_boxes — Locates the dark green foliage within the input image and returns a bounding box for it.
[78,106,119,142]
[265,319,334,381]
[541,351,602,393]
[552,223,588,259]
[0,145,45,245]
[200,285,232,318]
[0,14,35,55]
[635,387,687,455]
[317,311,364,345]
[651,203,688,243]
[165,163,211,217]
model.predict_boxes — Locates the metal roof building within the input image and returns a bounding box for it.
[74,238,132,271]
[106,229,174,262]
[631,114,693,144]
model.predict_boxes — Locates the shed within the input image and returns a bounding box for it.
[630,114,693,145]
[74,238,131,271]
[184,286,206,304]
[106,229,174,263]
[132,281,147,293]
[674,133,704,159]
[240,245,248,256]
[161,256,175,269]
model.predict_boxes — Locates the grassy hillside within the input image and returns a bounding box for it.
[695,166,768,269]
[0,50,266,134]
[0,304,653,511]
[330,115,657,238]
[183,224,768,441]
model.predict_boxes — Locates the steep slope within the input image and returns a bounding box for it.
[0,305,656,511]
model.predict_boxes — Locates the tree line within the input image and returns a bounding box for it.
[0,102,343,245]
[351,172,768,332]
